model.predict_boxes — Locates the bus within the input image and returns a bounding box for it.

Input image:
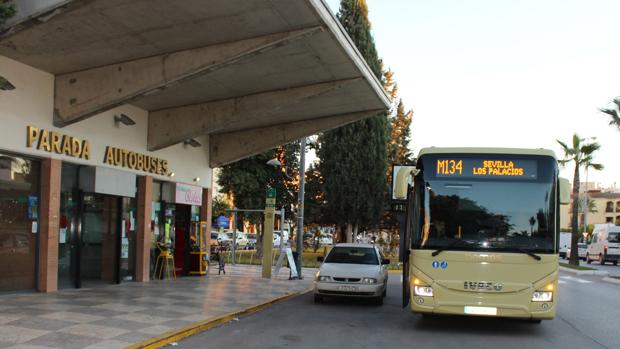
[394,148,570,321]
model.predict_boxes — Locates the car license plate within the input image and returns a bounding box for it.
[464,306,497,316]
[338,285,359,292]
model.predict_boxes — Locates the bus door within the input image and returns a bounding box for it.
[401,185,415,308]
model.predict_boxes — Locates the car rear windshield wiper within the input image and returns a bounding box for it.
[431,239,476,257]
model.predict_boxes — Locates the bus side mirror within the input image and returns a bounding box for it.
[393,166,417,200]
[559,177,571,205]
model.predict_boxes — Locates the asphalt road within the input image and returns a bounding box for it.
[179,272,620,349]
[560,256,620,276]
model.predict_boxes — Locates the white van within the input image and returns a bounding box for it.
[559,232,571,258]
[586,224,620,265]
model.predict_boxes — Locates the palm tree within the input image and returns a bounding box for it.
[600,98,620,131]
[557,134,603,266]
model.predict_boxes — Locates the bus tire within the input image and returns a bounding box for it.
[529,319,542,324]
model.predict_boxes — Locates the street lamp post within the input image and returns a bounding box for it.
[267,137,311,279]
[296,138,306,279]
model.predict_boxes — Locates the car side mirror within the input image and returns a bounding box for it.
[382,258,390,265]
[317,256,324,262]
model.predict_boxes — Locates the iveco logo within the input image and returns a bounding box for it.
[464,281,503,291]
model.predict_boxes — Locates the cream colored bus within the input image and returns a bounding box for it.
[395,148,570,322]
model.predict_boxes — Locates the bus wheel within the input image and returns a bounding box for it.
[529,319,542,324]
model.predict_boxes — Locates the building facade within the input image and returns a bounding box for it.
[0,0,390,293]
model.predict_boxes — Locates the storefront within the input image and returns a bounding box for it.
[0,55,213,293]
[0,152,40,293]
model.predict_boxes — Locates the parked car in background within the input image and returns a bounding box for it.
[226,232,249,249]
[319,234,333,246]
[559,232,571,258]
[273,232,282,248]
[246,233,257,249]
[566,243,587,261]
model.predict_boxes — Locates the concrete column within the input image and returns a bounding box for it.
[39,158,61,293]
[200,187,212,250]
[136,176,153,282]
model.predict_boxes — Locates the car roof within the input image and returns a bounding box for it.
[333,243,376,248]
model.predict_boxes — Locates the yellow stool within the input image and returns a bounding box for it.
[154,247,176,280]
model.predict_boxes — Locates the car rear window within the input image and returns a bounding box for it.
[324,247,378,265]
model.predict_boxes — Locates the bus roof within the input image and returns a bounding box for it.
[417,147,557,159]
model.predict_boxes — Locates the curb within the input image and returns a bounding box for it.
[559,266,609,276]
[125,288,313,349]
[602,277,620,285]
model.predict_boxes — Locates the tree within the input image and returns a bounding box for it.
[217,143,300,255]
[317,0,389,242]
[388,99,413,166]
[211,194,231,223]
[600,97,620,131]
[557,134,603,266]
[0,1,16,27]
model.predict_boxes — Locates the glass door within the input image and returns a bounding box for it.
[59,164,79,289]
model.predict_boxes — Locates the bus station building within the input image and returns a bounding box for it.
[0,0,389,293]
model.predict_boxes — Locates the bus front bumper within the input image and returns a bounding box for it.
[410,295,556,320]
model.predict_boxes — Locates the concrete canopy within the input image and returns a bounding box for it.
[1,0,390,167]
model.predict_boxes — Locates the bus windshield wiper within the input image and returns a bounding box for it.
[510,248,542,261]
[431,239,475,257]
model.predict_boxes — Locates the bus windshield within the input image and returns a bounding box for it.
[411,155,557,254]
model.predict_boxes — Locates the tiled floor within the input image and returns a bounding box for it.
[0,265,315,349]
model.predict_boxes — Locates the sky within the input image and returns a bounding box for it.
[324,0,620,187]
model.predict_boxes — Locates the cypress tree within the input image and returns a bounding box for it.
[318,0,389,242]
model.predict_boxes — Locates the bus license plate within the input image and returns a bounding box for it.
[464,306,497,316]
[339,286,359,292]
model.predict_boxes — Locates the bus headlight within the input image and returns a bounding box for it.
[532,291,553,302]
[414,286,434,297]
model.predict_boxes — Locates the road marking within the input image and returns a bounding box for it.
[558,280,567,284]
[560,275,592,284]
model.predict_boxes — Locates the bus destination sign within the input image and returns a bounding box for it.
[435,159,537,180]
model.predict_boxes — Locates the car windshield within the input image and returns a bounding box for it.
[324,247,378,265]
[411,155,557,254]
[609,233,620,243]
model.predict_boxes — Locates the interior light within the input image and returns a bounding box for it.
[168,172,175,177]
[193,177,200,182]
[114,114,136,126]
[184,139,202,148]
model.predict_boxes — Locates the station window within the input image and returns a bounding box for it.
[606,217,613,223]
[616,201,620,212]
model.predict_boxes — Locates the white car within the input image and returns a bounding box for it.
[566,243,587,261]
[314,243,389,305]
[227,232,249,249]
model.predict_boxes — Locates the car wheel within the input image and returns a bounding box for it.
[614,260,618,266]
[600,254,606,265]
[374,296,384,306]
[382,287,387,298]
[314,294,323,303]
[586,253,592,264]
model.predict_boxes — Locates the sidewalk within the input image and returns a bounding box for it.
[0,265,315,349]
